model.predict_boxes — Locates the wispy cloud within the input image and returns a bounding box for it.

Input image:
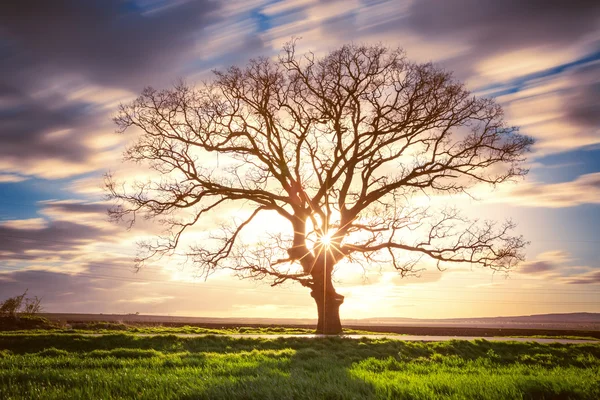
[564,270,600,285]
[0,173,28,183]
[517,250,599,286]
[488,172,600,208]
[519,261,555,275]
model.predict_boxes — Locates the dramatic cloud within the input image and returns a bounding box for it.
[0,0,221,178]
[406,0,600,75]
[400,0,600,158]
[409,0,598,45]
[35,199,170,238]
[0,86,102,177]
[0,218,111,261]
[1,0,599,317]
[0,200,131,274]
[255,0,600,159]
[497,57,600,155]
[0,0,219,89]
[263,0,599,82]
[564,60,600,130]
[2,0,597,178]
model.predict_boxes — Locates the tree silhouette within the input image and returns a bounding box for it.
[106,42,532,334]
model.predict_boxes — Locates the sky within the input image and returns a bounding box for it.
[0,0,599,320]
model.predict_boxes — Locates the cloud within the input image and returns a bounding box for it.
[564,270,600,285]
[0,86,104,178]
[261,0,314,16]
[408,0,599,45]
[0,0,221,179]
[255,0,600,161]
[519,261,554,275]
[0,200,136,273]
[40,201,111,222]
[0,261,312,316]
[516,250,599,286]
[489,172,600,208]
[261,0,597,82]
[1,0,597,180]
[195,5,270,68]
[36,199,172,239]
[0,218,111,261]
[0,218,47,230]
[406,0,600,76]
[1,0,599,317]
[0,173,27,183]
[564,61,600,130]
[0,0,220,89]
[0,198,311,316]
[399,0,600,157]
[495,57,600,155]
[0,198,244,279]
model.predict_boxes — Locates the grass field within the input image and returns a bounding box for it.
[4,316,600,340]
[0,316,388,336]
[0,333,599,399]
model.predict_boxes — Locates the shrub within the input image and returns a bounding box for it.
[0,289,43,317]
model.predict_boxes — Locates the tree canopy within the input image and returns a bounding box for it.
[106,42,532,333]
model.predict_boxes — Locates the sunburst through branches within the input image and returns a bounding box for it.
[319,231,333,248]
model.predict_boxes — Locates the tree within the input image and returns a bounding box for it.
[106,42,532,334]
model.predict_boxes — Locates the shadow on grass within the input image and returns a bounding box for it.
[177,347,376,400]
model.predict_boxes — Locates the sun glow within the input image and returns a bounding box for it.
[320,231,333,247]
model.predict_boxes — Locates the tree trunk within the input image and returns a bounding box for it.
[311,287,344,334]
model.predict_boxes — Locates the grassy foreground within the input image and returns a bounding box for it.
[0,334,599,399]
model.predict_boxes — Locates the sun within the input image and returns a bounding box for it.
[319,231,333,247]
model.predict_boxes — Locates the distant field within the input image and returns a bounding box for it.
[0,317,384,336]
[0,334,599,399]
[39,312,600,331]
[5,315,600,339]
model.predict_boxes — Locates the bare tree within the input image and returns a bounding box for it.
[106,42,532,334]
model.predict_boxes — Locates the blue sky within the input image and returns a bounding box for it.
[0,0,599,319]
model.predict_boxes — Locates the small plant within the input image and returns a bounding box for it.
[22,295,43,315]
[0,291,27,317]
[0,289,43,317]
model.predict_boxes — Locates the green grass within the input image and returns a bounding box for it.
[0,334,598,399]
